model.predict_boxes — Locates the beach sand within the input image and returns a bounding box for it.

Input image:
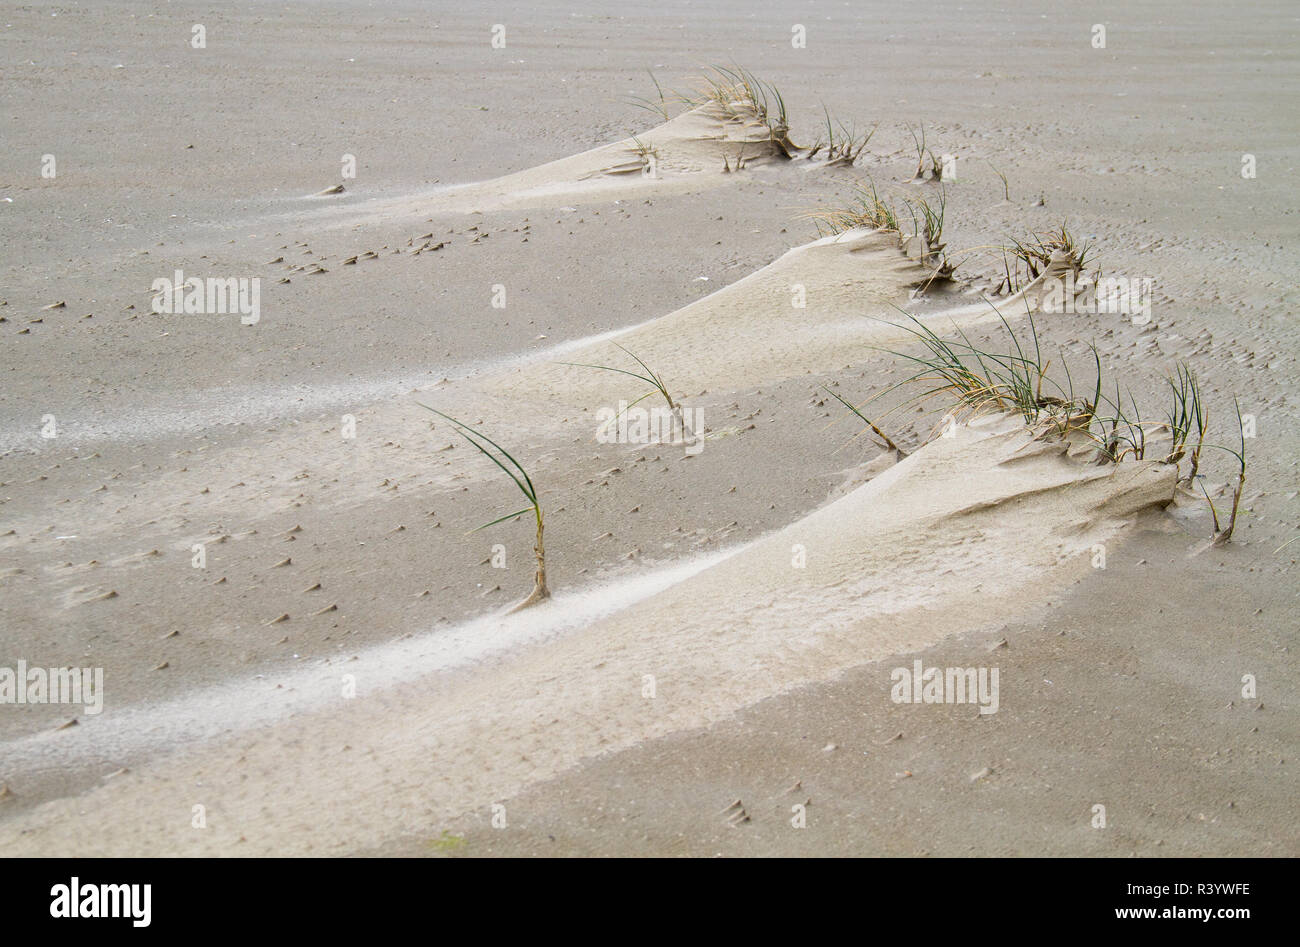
[0,0,1296,856]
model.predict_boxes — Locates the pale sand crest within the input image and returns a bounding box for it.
[331,99,800,225]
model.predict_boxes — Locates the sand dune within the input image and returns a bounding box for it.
[0,227,981,546]
[0,201,1177,856]
[330,98,803,226]
[0,412,1174,856]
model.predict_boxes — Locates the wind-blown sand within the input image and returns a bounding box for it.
[1,0,1296,857]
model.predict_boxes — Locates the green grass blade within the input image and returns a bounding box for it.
[417,403,537,503]
[469,507,536,534]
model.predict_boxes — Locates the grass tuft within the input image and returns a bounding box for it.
[1206,399,1248,546]
[823,385,908,456]
[559,344,698,447]
[807,105,877,166]
[903,188,947,259]
[417,405,550,611]
[994,223,1096,295]
[628,135,659,173]
[906,123,945,182]
[808,180,953,279]
[826,311,1246,542]
[806,177,903,237]
[626,70,671,121]
[1164,363,1205,471]
[987,160,1010,201]
[680,65,797,157]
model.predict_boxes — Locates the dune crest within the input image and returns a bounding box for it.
[342,97,802,223]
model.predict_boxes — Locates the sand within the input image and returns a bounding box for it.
[0,0,1296,857]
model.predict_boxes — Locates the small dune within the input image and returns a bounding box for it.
[0,414,1174,856]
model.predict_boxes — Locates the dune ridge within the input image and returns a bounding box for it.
[330,97,804,227]
[0,410,1175,856]
[0,227,993,546]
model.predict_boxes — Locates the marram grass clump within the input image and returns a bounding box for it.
[681,66,796,157]
[827,310,1247,542]
[993,224,1096,296]
[907,123,947,183]
[807,179,953,277]
[630,66,799,161]
[806,106,877,167]
[807,178,903,236]
[628,68,887,170]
